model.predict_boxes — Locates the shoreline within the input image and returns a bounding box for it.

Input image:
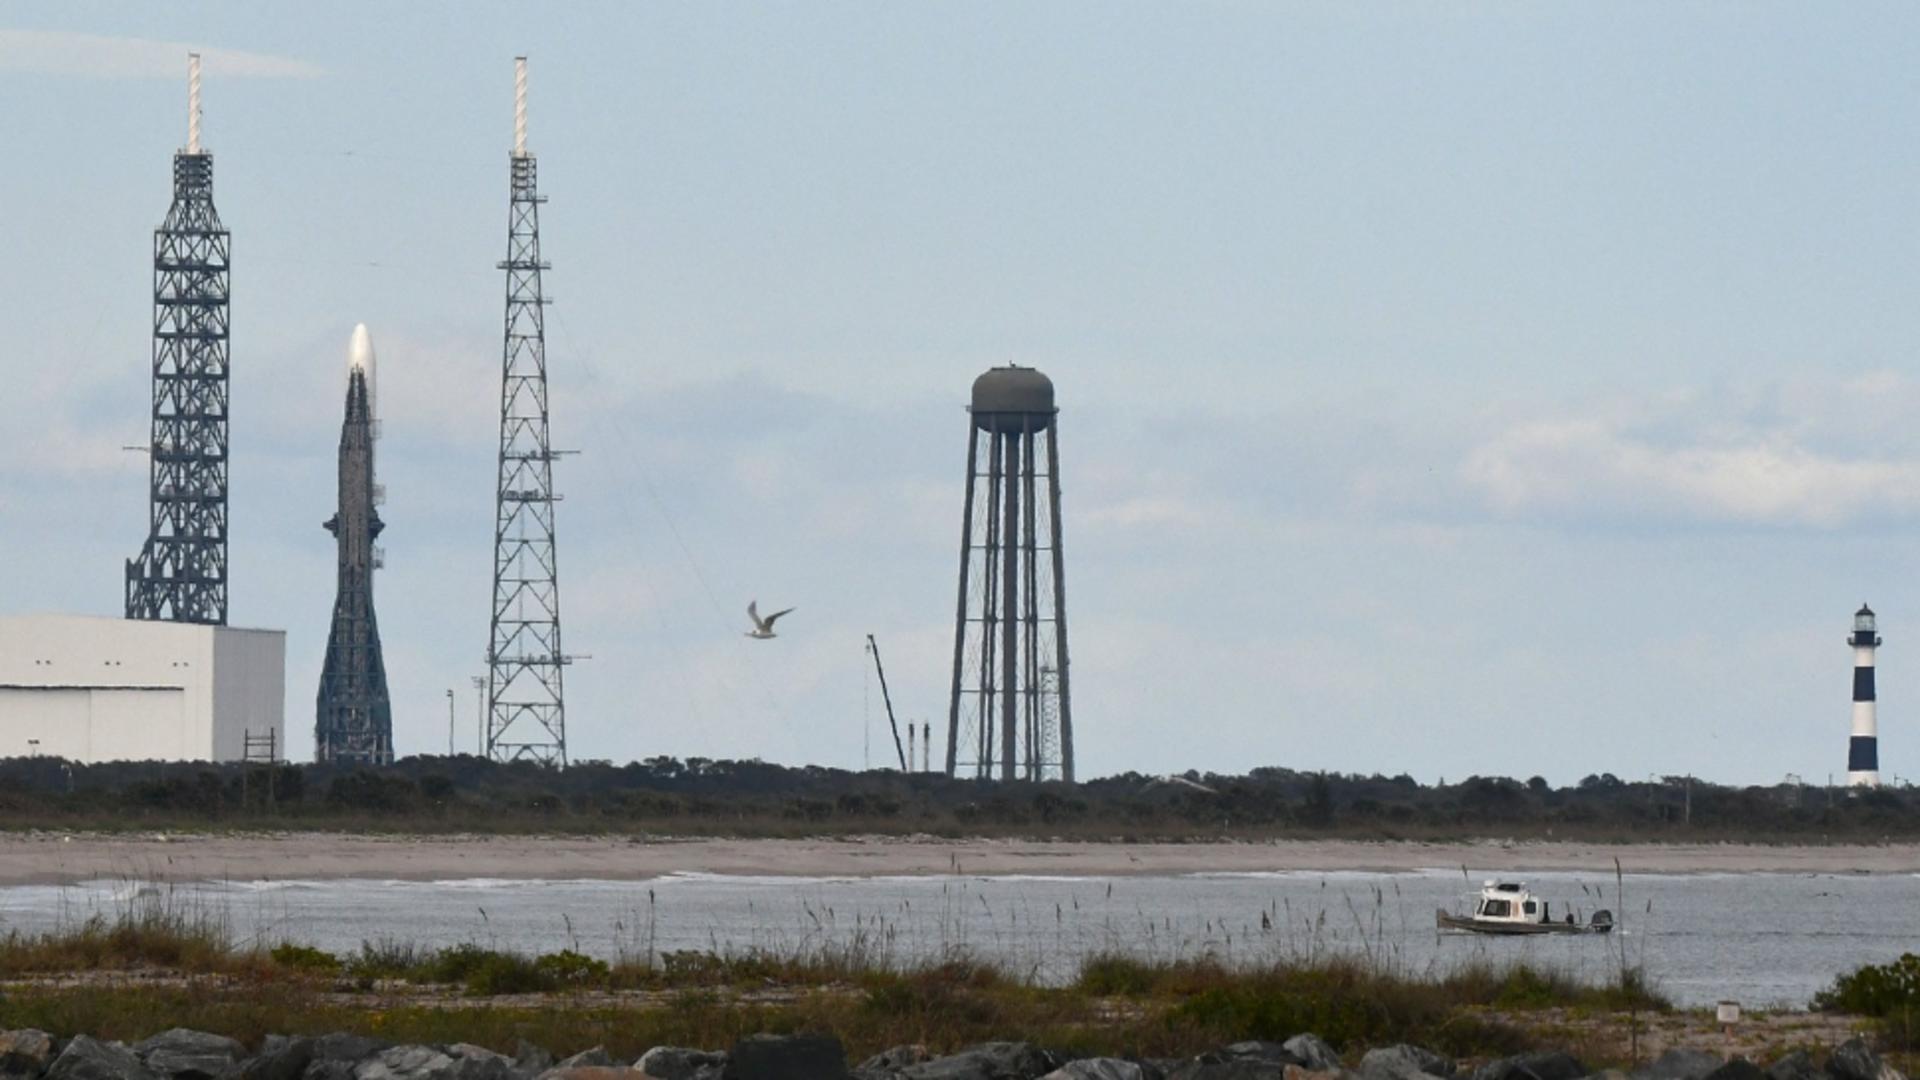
[0,832,1915,885]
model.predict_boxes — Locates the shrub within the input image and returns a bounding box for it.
[1075,953,1163,996]
[348,938,422,980]
[269,943,342,974]
[463,951,553,996]
[1814,953,1920,1017]
[534,949,610,986]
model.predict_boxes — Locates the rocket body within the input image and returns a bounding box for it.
[316,325,392,765]
[1849,605,1881,787]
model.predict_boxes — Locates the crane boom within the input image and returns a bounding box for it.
[867,634,908,771]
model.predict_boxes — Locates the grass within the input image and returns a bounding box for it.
[0,902,1673,1064]
[1071,952,1665,1058]
[0,905,249,977]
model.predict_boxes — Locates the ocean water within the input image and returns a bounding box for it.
[0,869,1909,1008]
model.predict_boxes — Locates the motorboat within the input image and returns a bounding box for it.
[1436,880,1614,935]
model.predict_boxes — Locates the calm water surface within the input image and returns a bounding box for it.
[0,870,1910,1008]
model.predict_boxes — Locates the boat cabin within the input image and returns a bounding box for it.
[1471,881,1561,925]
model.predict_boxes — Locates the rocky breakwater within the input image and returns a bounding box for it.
[0,1028,1909,1080]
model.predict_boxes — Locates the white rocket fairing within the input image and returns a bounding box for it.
[347,323,377,427]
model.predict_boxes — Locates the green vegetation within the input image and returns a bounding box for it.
[0,755,1905,842]
[1075,953,1664,1058]
[0,905,245,977]
[0,904,1670,1063]
[1815,953,1920,1018]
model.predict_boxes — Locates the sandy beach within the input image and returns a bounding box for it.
[0,832,1913,885]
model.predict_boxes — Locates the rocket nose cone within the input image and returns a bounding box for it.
[348,323,374,372]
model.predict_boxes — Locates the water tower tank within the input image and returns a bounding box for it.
[971,366,1055,432]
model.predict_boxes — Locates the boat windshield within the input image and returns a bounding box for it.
[1480,899,1511,918]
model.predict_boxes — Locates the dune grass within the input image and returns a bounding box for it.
[0,900,1672,1064]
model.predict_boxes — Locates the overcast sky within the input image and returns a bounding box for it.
[5,4,1920,785]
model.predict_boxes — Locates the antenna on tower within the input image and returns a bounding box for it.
[513,56,528,159]
[187,53,202,154]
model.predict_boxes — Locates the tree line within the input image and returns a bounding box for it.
[0,755,1906,840]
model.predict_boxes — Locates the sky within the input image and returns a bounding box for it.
[4,4,1920,786]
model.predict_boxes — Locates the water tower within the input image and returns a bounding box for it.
[946,366,1074,782]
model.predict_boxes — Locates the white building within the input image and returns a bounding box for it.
[0,614,285,763]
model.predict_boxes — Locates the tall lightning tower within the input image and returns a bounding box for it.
[1848,603,1882,787]
[486,56,570,766]
[946,366,1075,783]
[127,53,232,625]
[316,326,392,765]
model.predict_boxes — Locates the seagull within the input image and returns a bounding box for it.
[746,600,795,639]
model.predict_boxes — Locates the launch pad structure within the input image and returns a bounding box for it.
[126,54,231,627]
[486,57,572,767]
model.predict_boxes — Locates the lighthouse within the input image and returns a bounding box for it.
[1848,604,1882,787]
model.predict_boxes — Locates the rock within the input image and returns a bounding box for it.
[548,1053,612,1074]
[311,1040,391,1067]
[444,1048,515,1080]
[537,1060,633,1076]
[723,1035,846,1080]
[1700,1062,1763,1080]
[355,1047,456,1080]
[230,1038,314,1080]
[1473,1055,1587,1080]
[46,1038,154,1080]
[303,1064,358,1080]
[1164,1064,1287,1080]
[510,1046,552,1080]
[1283,1041,1341,1074]
[137,1031,244,1080]
[1223,1049,1301,1068]
[0,1031,58,1079]
[902,1043,1056,1080]
[637,1047,726,1080]
[1761,1053,1817,1080]
[857,1049,933,1078]
[1281,1067,1342,1080]
[1042,1062,1157,1080]
[1828,1041,1902,1080]
[1636,1051,1723,1080]
[1360,1047,1453,1080]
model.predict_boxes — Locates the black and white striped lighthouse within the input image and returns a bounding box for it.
[1848,603,1882,787]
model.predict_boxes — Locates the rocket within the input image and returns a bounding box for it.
[348,322,378,452]
[315,324,393,765]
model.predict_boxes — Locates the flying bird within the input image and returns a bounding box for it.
[746,600,795,639]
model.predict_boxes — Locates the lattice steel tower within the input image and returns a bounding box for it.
[126,54,231,626]
[946,367,1075,782]
[486,57,570,766]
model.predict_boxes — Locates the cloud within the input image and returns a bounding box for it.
[1460,377,1920,527]
[0,30,323,80]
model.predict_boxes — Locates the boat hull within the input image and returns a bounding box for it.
[1436,909,1613,935]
